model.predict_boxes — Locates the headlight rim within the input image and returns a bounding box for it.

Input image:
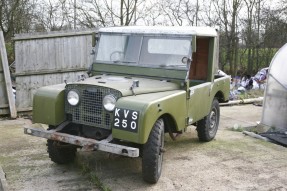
[103,94,117,111]
[67,89,80,106]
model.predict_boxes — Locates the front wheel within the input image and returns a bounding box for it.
[197,98,220,142]
[142,119,165,184]
[47,140,77,164]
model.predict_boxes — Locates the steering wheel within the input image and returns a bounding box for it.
[110,51,124,62]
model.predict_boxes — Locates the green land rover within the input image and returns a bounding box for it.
[25,26,230,183]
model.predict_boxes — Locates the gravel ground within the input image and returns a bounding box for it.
[0,104,286,191]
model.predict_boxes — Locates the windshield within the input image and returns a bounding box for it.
[95,33,192,70]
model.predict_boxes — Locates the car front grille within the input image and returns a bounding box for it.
[65,84,122,129]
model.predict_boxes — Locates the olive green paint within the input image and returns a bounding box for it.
[69,75,181,96]
[33,84,66,125]
[92,63,187,80]
[111,75,230,144]
[213,76,230,101]
[112,90,187,144]
[188,82,212,123]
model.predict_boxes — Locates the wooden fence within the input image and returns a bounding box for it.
[14,29,97,112]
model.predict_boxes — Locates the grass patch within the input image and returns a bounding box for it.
[237,89,264,100]
[78,161,111,191]
[229,125,258,133]
[230,126,245,132]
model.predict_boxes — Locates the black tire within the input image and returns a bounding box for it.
[47,139,77,164]
[197,98,220,142]
[142,119,165,184]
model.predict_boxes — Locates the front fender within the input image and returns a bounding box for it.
[112,90,187,144]
[33,84,66,125]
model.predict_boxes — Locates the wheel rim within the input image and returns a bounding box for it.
[209,109,217,133]
[157,130,164,175]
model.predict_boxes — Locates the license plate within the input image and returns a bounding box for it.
[113,108,139,133]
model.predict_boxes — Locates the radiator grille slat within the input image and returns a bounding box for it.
[65,85,121,129]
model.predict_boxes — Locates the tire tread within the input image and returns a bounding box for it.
[197,99,220,142]
[142,119,164,183]
[47,139,77,164]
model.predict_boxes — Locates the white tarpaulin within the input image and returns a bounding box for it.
[261,43,287,131]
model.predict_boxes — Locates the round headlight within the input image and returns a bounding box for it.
[67,90,80,106]
[103,94,116,111]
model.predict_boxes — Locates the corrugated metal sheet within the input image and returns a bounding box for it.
[14,29,97,111]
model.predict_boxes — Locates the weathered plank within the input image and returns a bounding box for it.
[14,29,96,111]
[0,41,10,115]
[0,31,17,118]
[0,71,9,111]
[14,30,96,41]
[15,71,87,110]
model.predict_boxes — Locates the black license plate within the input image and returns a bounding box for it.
[113,108,139,133]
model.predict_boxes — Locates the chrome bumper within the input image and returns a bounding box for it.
[24,127,139,157]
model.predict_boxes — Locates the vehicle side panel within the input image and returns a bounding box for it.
[188,76,230,124]
[188,82,212,123]
[213,76,230,102]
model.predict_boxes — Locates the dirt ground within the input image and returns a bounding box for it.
[0,104,286,191]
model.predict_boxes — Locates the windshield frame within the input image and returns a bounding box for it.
[93,32,193,71]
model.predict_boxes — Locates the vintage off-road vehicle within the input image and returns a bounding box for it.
[24,26,230,183]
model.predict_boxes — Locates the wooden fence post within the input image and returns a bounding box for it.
[0,31,17,118]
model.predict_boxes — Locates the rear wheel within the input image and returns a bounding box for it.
[142,119,165,184]
[197,99,220,142]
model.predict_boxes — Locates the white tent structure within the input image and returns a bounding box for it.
[260,43,287,132]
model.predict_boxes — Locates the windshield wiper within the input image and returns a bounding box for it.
[159,64,185,68]
[113,60,137,64]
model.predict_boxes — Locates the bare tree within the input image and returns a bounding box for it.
[0,0,36,39]
[210,0,242,76]
[34,0,75,31]
[259,5,287,66]
[242,0,256,74]
[157,0,200,26]
[77,0,143,27]
[137,0,162,26]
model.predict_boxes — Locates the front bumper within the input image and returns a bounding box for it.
[24,127,139,157]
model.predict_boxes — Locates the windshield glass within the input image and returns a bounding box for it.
[95,33,192,70]
[96,34,141,64]
[139,37,191,68]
